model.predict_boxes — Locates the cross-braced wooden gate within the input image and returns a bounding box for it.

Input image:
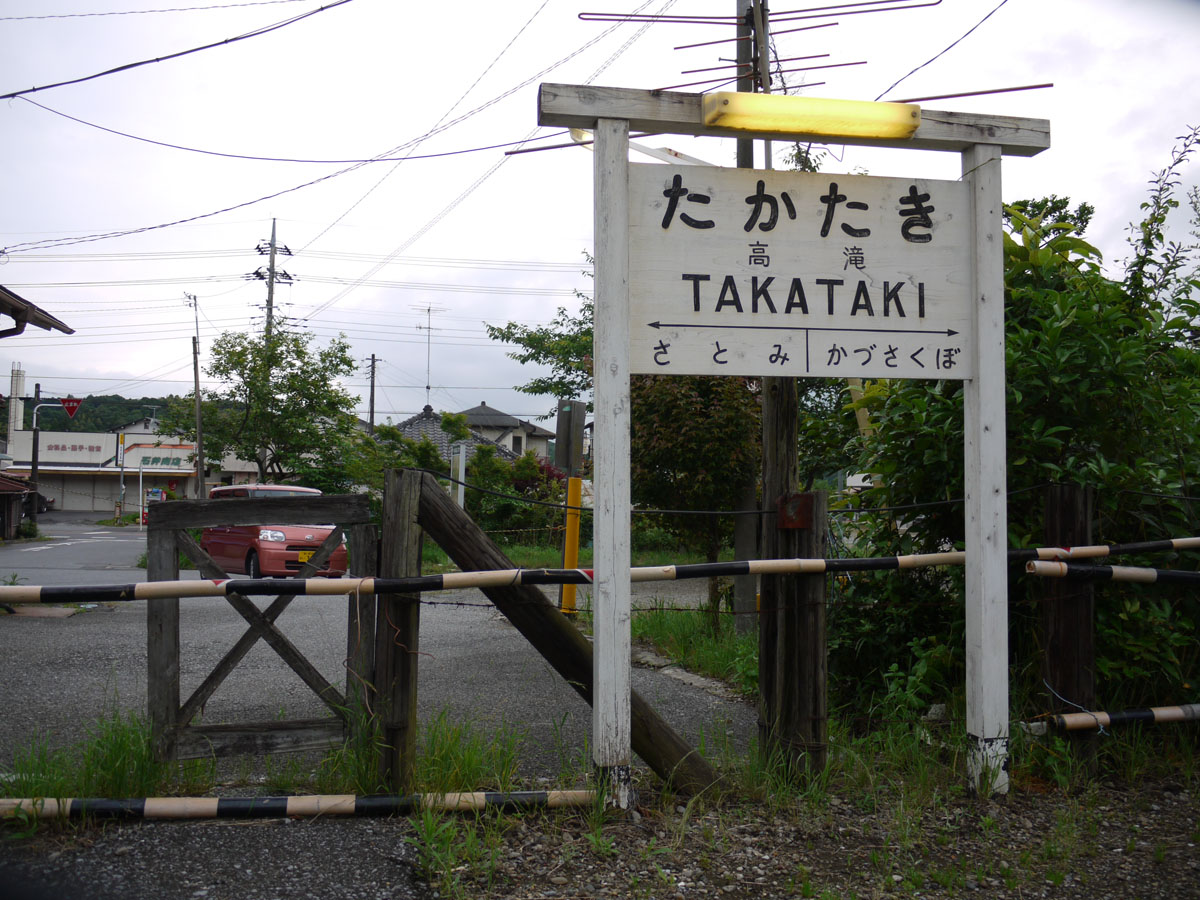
[146,493,374,760]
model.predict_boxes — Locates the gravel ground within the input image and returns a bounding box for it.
[1,773,1197,899]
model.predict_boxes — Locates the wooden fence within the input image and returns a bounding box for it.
[146,492,374,761]
[146,469,719,795]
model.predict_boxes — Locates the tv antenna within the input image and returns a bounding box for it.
[412,304,447,408]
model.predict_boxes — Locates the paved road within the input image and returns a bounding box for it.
[0,513,158,588]
[0,512,756,780]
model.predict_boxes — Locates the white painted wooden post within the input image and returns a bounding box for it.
[962,143,1010,795]
[592,117,633,807]
[456,443,466,508]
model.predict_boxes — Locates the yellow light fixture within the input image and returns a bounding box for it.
[702,92,920,140]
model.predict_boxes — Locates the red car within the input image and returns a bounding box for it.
[199,484,348,578]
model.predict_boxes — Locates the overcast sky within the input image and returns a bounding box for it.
[0,0,1196,426]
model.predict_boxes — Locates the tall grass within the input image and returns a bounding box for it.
[632,602,758,695]
[4,709,214,800]
[415,710,523,794]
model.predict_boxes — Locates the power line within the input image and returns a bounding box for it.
[0,1,309,20]
[19,97,573,165]
[301,0,674,323]
[873,0,1011,100]
[0,0,359,101]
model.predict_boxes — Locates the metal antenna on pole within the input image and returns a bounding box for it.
[412,305,446,408]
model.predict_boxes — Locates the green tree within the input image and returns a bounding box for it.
[831,128,1200,712]
[487,293,763,614]
[484,254,594,417]
[631,374,761,614]
[163,328,358,483]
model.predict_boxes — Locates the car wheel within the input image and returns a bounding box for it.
[247,552,261,579]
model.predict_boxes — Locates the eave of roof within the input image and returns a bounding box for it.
[0,284,73,335]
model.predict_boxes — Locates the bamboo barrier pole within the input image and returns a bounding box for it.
[0,790,596,821]
[1027,560,1200,585]
[5,536,1199,605]
[1042,704,1200,732]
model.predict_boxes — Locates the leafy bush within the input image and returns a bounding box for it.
[831,128,1200,716]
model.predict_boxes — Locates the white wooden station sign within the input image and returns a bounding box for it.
[629,164,972,379]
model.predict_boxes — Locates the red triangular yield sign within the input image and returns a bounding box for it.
[61,397,82,418]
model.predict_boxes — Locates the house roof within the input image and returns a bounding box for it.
[0,285,73,337]
[0,473,30,494]
[394,405,517,462]
[459,401,554,438]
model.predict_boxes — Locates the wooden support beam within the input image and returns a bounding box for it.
[592,117,634,806]
[962,142,1010,795]
[174,719,343,760]
[538,83,1050,157]
[173,529,345,727]
[375,469,422,792]
[146,525,180,761]
[414,470,720,795]
[1042,483,1095,767]
[346,523,379,726]
[148,494,369,530]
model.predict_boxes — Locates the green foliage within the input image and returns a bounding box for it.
[795,379,862,490]
[4,709,214,803]
[632,600,759,695]
[484,254,595,417]
[630,375,760,563]
[415,709,522,794]
[1003,194,1095,236]
[161,327,358,483]
[463,446,567,545]
[830,129,1200,716]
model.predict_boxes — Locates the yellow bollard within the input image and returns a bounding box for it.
[560,476,583,616]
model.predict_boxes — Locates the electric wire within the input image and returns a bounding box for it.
[0,1,309,20]
[873,0,1011,101]
[300,0,675,323]
[0,0,359,101]
[295,0,558,255]
[0,0,664,256]
[18,97,573,165]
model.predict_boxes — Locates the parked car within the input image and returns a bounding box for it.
[199,484,348,577]
[21,492,54,516]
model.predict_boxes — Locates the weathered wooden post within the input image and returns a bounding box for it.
[1042,483,1095,764]
[147,523,181,761]
[732,477,759,635]
[374,469,422,791]
[346,521,379,749]
[759,481,827,775]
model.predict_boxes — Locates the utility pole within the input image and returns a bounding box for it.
[253,219,292,341]
[185,293,207,500]
[745,0,827,775]
[368,353,377,435]
[29,383,40,529]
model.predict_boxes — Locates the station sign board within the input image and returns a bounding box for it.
[629,164,972,380]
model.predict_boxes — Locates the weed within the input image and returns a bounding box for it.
[3,709,215,806]
[416,710,522,794]
[583,783,617,858]
[631,601,758,695]
[314,698,388,794]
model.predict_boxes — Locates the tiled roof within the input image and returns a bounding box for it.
[459,401,554,438]
[393,405,517,462]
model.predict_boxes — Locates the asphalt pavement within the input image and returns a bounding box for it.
[0,511,756,898]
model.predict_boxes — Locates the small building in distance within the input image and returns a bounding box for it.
[392,405,518,465]
[457,401,554,459]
